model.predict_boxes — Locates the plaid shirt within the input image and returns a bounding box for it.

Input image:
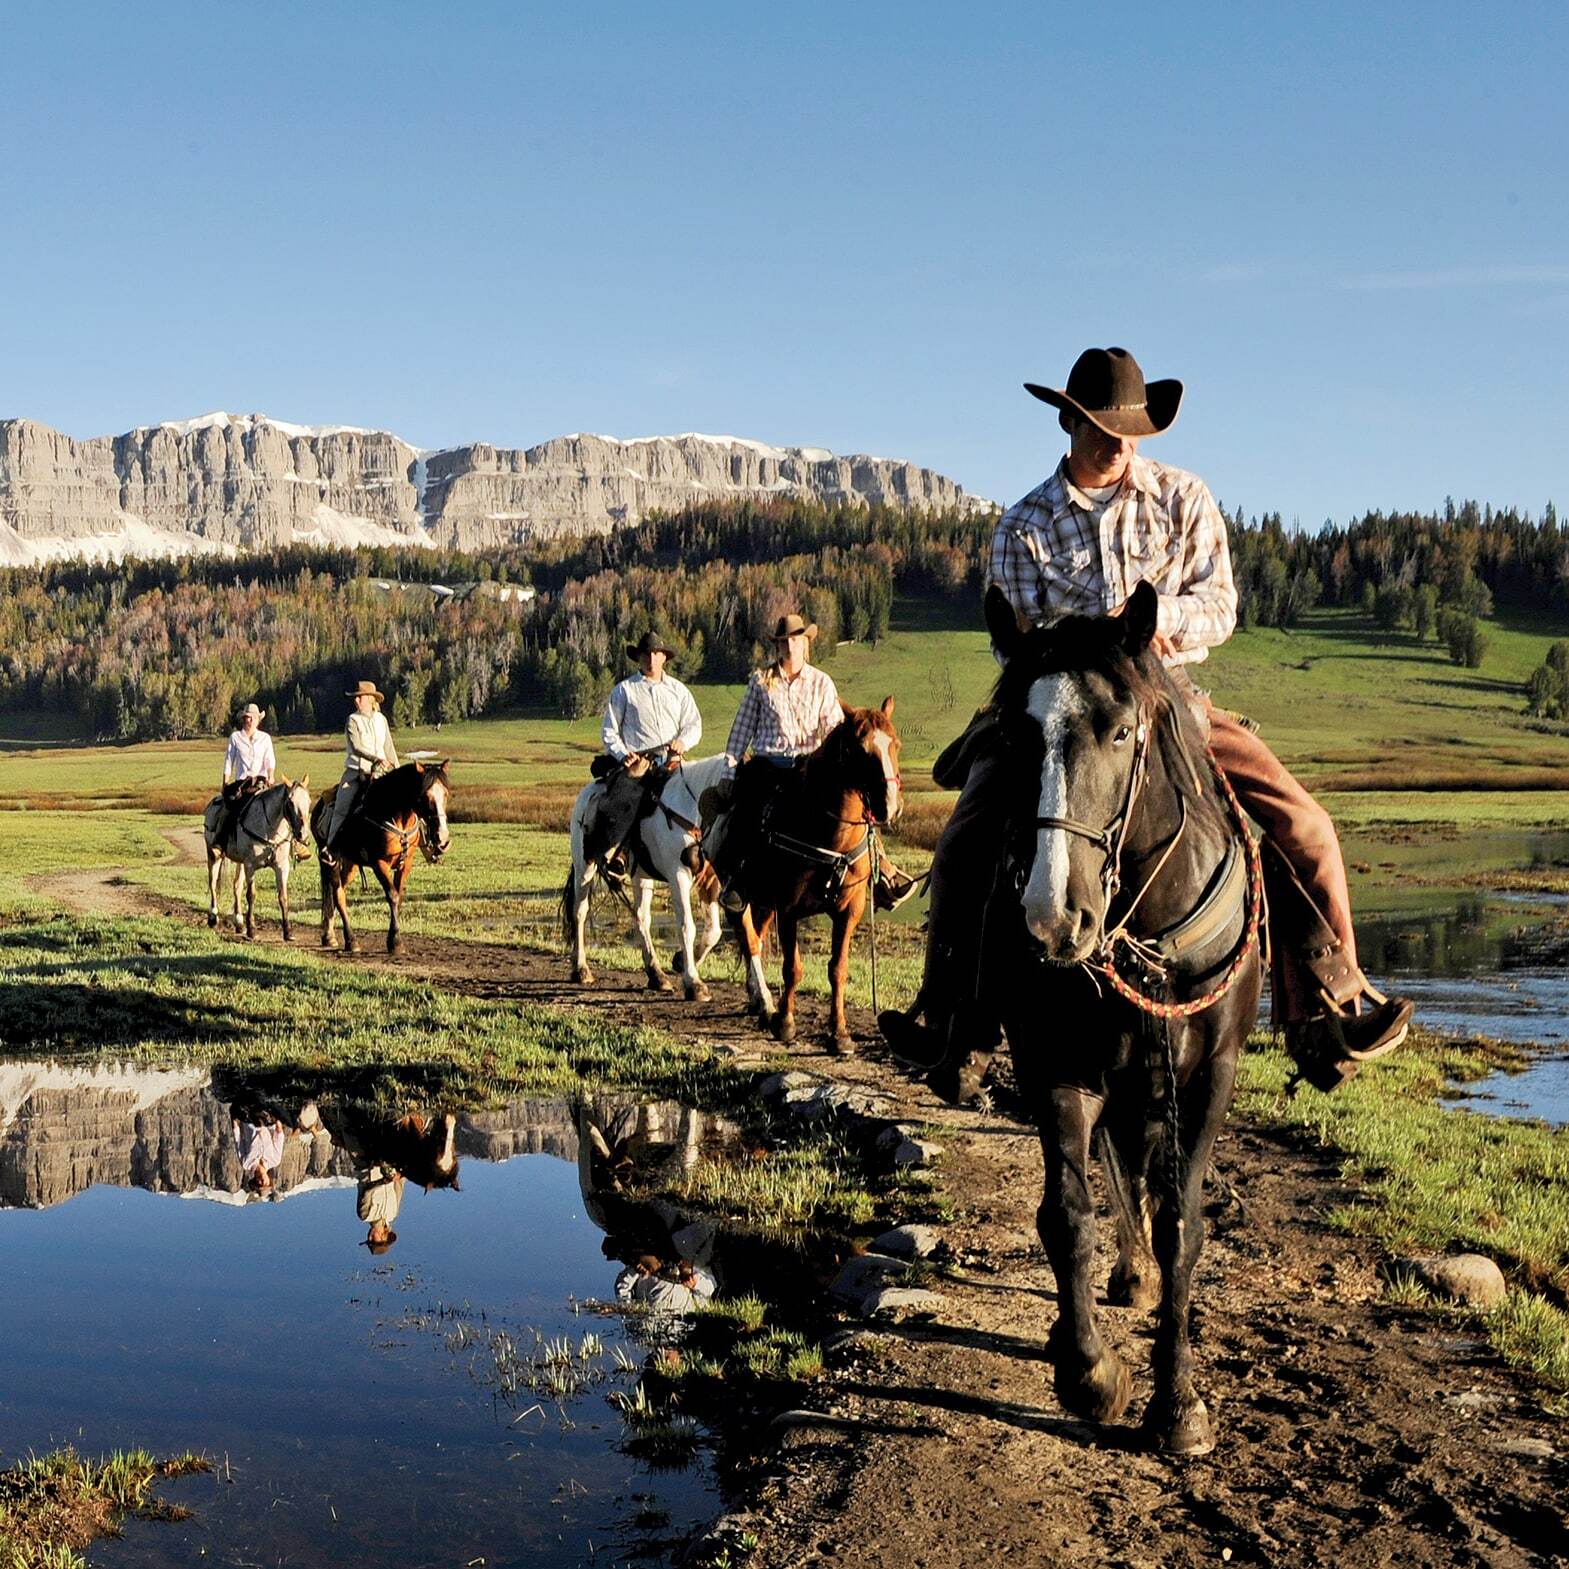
[989,455,1236,665]
[724,661,842,772]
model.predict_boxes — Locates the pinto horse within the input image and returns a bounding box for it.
[202,778,312,941]
[564,756,726,1001]
[982,581,1261,1455]
[310,761,452,955]
[732,699,901,1052]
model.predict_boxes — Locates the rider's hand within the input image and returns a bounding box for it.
[668,741,685,758]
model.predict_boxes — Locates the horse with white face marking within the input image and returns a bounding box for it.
[983,582,1262,1455]
[563,756,727,1001]
[203,778,313,941]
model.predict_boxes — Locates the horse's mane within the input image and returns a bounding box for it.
[989,614,1212,822]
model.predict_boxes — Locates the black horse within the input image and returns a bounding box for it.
[983,581,1262,1455]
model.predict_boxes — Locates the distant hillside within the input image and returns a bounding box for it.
[0,412,991,565]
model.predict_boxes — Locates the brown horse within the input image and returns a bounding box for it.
[310,761,452,955]
[732,699,901,1052]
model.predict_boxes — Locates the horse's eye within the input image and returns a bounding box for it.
[1113,724,1132,745]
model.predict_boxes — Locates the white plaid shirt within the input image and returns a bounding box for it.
[724,662,842,773]
[989,455,1236,665]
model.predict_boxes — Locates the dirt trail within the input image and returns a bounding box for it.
[20,863,1568,1566]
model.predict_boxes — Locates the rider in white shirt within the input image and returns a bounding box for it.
[585,630,701,879]
[216,702,276,844]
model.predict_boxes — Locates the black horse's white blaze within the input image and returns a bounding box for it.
[1022,672,1084,941]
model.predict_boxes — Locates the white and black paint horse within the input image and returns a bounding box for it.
[984,581,1262,1455]
[203,778,313,941]
[563,755,726,1001]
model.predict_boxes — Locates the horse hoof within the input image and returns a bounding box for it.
[388,939,401,956]
[647,970,674,994]
[1143,1396,1215,1457]
[206,913,218,929]
[771,1014,796,1045]
[347,941,362,955]
[686,981,711,1004]
[572,966,596,986]
[829,1032,855,1057]
[1053,1348,1133,1425]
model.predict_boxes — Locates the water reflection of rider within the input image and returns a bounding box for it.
[342,1110,459,1254]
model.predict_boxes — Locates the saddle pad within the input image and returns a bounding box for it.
[661,766,704,828]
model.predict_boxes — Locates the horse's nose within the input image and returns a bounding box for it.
[1023,901,1097,962]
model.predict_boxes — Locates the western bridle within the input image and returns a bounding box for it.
[1022,705,1262,1019]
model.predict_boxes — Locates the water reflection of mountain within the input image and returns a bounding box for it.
[0,1062,719,1213]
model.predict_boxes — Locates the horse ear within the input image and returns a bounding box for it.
[880,695,895,718]
[300,773,309,789]
[1121,581,1160,655]
[984,584,1027,658]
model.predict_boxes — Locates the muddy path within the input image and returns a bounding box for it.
[22,853,1569,1566]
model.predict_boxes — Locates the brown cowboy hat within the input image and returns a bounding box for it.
[625,629,677,662]
[1024,347,1183,438]
[771,613,818,642]
[345,680,385,701]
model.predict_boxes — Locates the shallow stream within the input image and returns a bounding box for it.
[0,1074,735,1567]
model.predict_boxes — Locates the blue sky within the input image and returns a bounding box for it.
[2,0,1564,527]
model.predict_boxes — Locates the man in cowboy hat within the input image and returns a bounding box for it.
[214,700,277,847]
[320,679,399,868]
[709,612,848,912]
[880,346,1412,1100]
[582,628,703,881]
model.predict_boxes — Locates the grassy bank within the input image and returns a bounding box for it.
[0,1448,208,1568]
[1239,1031,1569,1400]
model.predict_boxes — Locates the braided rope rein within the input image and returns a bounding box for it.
[1094,744,1263,1021]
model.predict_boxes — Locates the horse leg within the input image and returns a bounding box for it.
[206,850,222,928]
[771,912,802,1045]
[335,872,359,954]
[1099,1121,1161,1310]
[735,909,773,1020]
[632,877,671,992]
[1038,1083,1132,1425]
[375,860,401,955]
[242,862,257,940]
[229,859,245,934]
[319,862,337,948]
[568,860,596,985]
[669,865,709,1002]
[276,857,292,943]
[824,900,861,1054]
[1141,1045,1236,1457]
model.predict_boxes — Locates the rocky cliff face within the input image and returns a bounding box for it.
[0,413,989,565]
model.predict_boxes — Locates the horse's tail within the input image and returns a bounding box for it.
[1095,1125,1158,1283]
[559,867,577,950]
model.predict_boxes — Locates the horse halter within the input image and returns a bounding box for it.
[1030,711,1152,930]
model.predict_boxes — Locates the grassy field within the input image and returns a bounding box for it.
[2,594,1567,1408]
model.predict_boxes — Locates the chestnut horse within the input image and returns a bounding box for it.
[981,582,1261,1454]
[732,699,901,1052]
[310,761,452,955]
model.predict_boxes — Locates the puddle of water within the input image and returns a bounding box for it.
[1456,1055,1569,1128]
[0,1069,742,1567]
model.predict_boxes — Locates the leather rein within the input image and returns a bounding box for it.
[1030,711,1262,1019]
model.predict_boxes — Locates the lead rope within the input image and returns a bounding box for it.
[868,822,880,1015]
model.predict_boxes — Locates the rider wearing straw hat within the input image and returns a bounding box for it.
[320,680,399,868]
[879,346,1412,1100]
[583,628,703,882]
[215,701,276,846]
